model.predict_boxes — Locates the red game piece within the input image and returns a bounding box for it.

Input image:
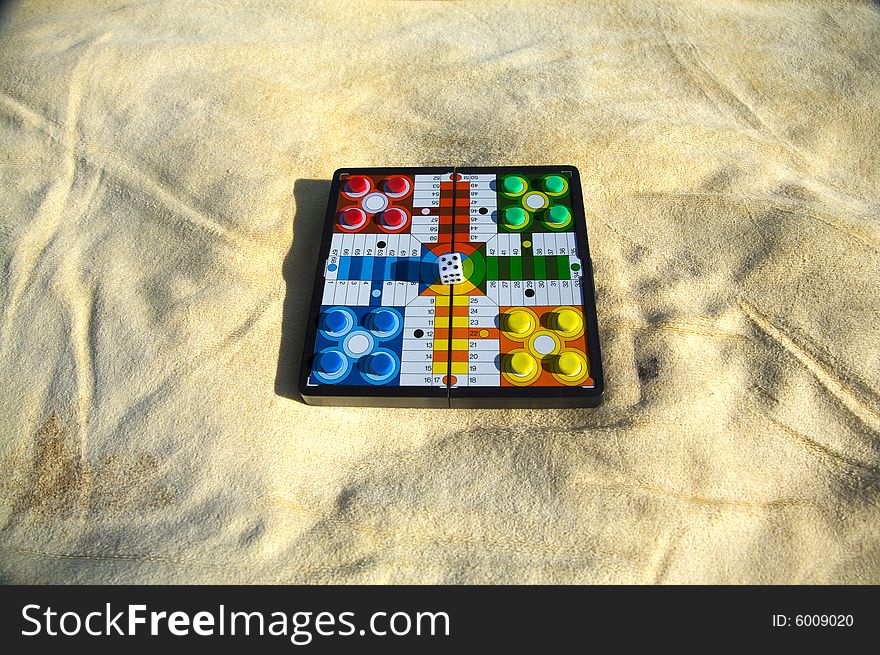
[381,208,407,228]
[339,207,364,227]
[385,176,408,195]
[346,176,369,194]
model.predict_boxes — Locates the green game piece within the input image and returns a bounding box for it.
[544,175,566,194]
[546,205,570,225]
[571,262,581,271]
[502,176,526,195]
[504,206,527,226]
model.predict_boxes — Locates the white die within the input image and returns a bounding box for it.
[439,253,464,285]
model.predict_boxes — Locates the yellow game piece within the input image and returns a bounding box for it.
[505,309,533,335]
[509,352,537,377]
[553,308,581,334]
[556,351,583,377]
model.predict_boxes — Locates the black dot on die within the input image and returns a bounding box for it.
[377,240,386,248]
[525,288,535,298]
[479,207,488,215]
[453,264,459,269]
[413,329,424,338]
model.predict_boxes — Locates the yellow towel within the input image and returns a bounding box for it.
[1,0,878,583]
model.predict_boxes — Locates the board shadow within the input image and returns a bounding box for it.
[274,178,331,401]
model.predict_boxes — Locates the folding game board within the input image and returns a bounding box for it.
[298,166,603,408]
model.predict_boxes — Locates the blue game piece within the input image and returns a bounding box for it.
[370,309,398,333]
[322,309,349,334]
[318,350,346,375]
[368,352,395,377]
